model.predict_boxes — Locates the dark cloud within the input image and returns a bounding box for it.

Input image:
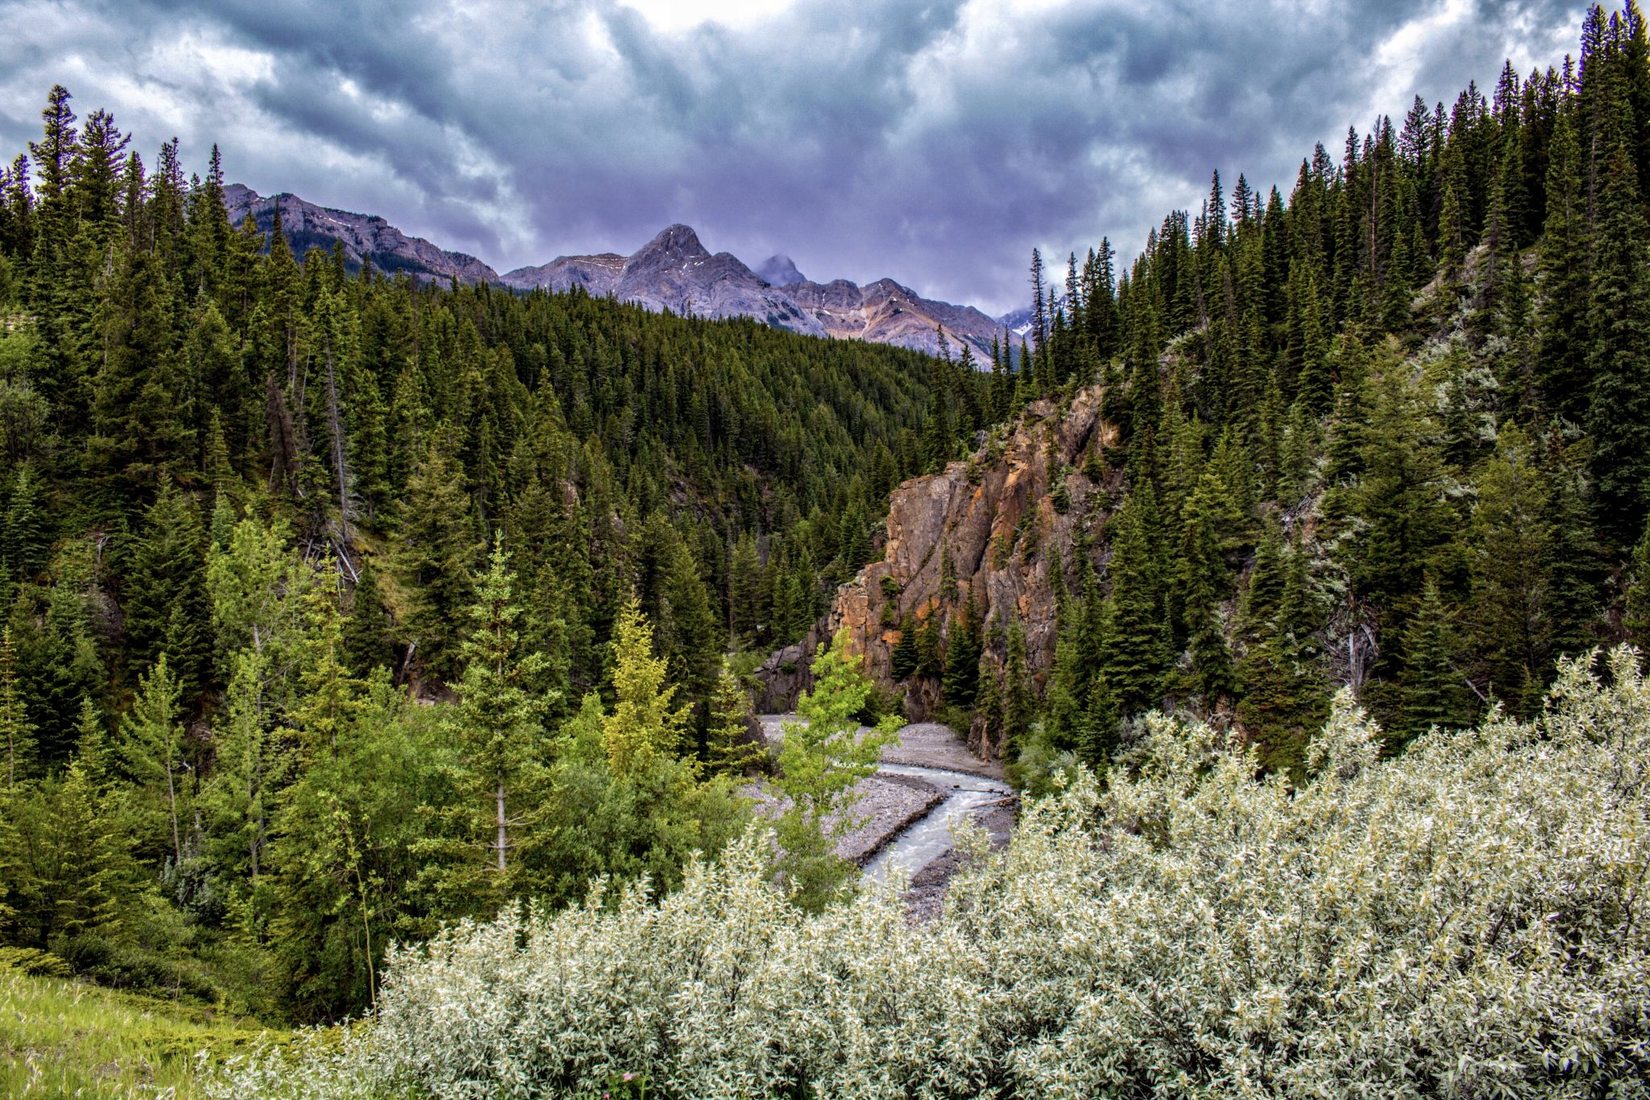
[0,0,1591,313]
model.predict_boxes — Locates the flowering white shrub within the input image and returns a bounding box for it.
[216,649,1650,1098]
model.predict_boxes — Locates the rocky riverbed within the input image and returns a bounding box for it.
[754,716,1017,909]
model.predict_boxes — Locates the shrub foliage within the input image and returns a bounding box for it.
[219,648,1650,1098]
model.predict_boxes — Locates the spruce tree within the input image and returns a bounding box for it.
[1100,482,1169,716]
[117,655,189,869]
[393,441,480,684]
[1000,617,1034,755]
[451,543,550,878]
[200,646,291,896]
[1626,513,1650,650]
[1465,425,1555,711]
[124,483,212,697]
[87,246,192,497]
[774,630,899,911]
[1235,540,1328,777]
[941,596,982,709]
[0,628,36,790]
[1534,110,1592,422]
[1397,577,1471,743]
[342,555,396,676]
[1585,145,1650,542]
[601,600,690,779]
[706,661,764,777]
[1175,473,1236,703]
[1,463,49,583]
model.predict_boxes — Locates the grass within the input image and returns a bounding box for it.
[0,966,282,1098]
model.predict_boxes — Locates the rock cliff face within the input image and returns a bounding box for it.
[758,383,1115,759]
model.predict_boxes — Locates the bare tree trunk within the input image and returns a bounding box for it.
[496,780,508,873]
[165,762,182,869]
[324,339,352,537]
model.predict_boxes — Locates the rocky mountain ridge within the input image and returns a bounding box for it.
[502,224,1005,361]
[223,184,1012,360]
[758,382,1114,759]
[223,184,499,284]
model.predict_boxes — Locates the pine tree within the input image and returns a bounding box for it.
[1397,577,1471,743]
[394,441,480,683]
[0,628,37,790]
[451,544,551,877]
[124,483,211,696]
[706,661,764,777]
[118,655,189,869]
[602,600,689,779]
[1585,144,1650,542]
[774,630,899,910]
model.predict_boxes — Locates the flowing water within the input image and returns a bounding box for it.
[862,763,1014,883]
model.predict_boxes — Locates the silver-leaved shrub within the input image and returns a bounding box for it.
[215,649,1650,1098]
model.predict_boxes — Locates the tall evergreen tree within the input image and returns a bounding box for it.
[1585,145,1650,541]
[0,628,36,790]
[451,544,551,878]
[393,441,480,683]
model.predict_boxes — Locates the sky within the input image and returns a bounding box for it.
[0,0,1593,315]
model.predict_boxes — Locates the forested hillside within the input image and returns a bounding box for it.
[868,2,1650,785]
[8,0,1650,1077]
[0,84,982,1020]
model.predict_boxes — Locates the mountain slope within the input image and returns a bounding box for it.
[222,183,1005,360]
[224,184,499,283]
[503,225,1004,360]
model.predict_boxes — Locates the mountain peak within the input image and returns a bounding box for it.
[757,254,805,286]
[638,223,710,262]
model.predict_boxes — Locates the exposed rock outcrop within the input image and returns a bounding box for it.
[497,252,626,295]
[759,383,1115,759]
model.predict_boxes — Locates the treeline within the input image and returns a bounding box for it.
[0,84,981,1019]
[906,4,1650,780]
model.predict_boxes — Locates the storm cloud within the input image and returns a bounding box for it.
[0,0,1588,313]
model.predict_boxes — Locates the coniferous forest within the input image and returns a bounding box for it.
[3,3,1650,1095]
[970,1,1650,783]
[0,77,983,1021]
